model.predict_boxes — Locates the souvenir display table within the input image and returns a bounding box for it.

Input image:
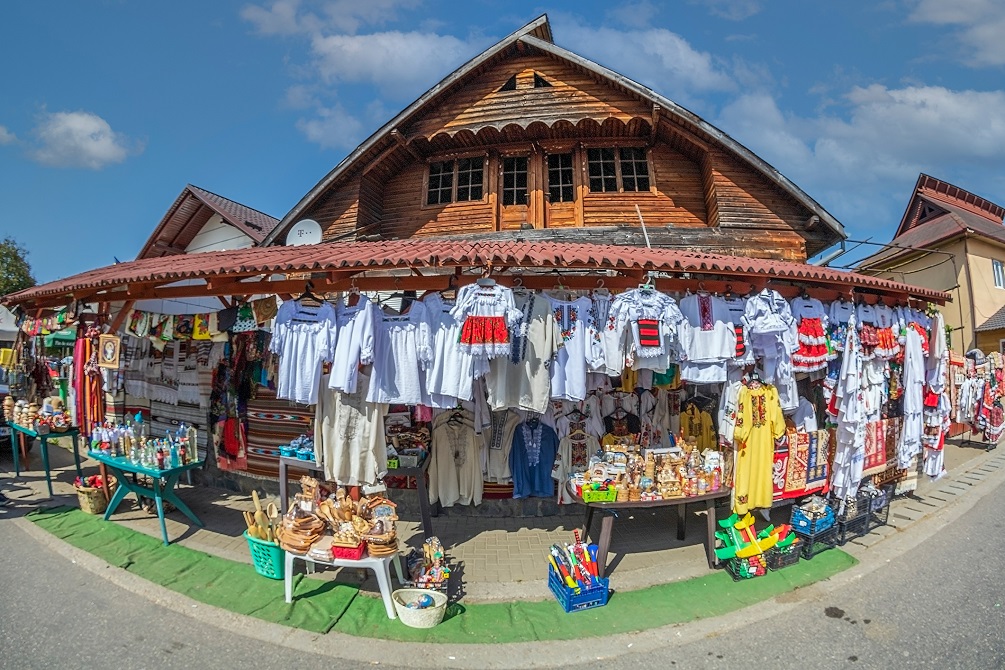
[7,423,83,498]
[284,548,405,619]
[277,454,435,539]
[89,450,205,546]
[574,488,732,576]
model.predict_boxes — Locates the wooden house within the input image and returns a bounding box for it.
[858,174,1005,353]
[264,15,845,262]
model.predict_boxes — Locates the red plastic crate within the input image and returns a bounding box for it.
[332,542,366,560]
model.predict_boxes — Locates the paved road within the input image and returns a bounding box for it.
[609,488,1005,670]
[2,478,1005,670]
[0,517,333,670]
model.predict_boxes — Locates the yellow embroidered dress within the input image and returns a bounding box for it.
[732,384,785,514]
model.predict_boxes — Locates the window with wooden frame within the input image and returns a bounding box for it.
[501,156,529,206]
[425,157,485,205]
[547,153,575,203]
[586,147,652,193]
[619,147,651,191]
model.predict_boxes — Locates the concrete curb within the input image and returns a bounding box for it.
[14,447,1005,669]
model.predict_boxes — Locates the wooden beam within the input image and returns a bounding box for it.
[650,104,661,146]
[391,129,423,161]
[362,141,404,176]
[108,300,135,333]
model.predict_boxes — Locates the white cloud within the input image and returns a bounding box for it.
[295,103,365,150]
[909,0,1005,66]
[715,84,1005,240]
[310,30,478,99]
[241,0,316,36]
[283,84,318,109]
[30,110,139,169]
[242,0,419,36]
[606,1,660,29]
[693,0,762,21]
[554,19,736,105]
[0,125,15,145]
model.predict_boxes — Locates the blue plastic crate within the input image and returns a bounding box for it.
[791,504,835,535]
[547,567,610,613]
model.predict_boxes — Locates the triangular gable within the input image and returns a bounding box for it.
[265,15,845,246]
[894,173,1004,238]
[138,185,279,259]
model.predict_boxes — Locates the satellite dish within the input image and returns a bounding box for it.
[286,219,322,246]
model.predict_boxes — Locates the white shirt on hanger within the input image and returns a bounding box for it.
[328,295,377,394]
[270,300,337,405]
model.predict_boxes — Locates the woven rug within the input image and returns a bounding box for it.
[245,387,313,478]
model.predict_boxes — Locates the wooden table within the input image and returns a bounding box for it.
[574,488,732,577]
[88,451,205,546]
[7,423,83,498]
[277,455,435,539]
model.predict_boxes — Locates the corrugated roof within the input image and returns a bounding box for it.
[976,304,1005,333]
[4,240,949,307]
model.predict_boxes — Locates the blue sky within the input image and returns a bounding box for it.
[3,0,1005,283]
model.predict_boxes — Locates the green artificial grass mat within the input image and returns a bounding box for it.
[26,506,358,633]
[334,547,856,643]
[28,505,857,644]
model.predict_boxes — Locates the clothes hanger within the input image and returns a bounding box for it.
[638,272,656,294]
[511,275,529,296]
[296,281,323,306]
[593,278,609,297]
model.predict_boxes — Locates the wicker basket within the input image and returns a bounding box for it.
[392,588,448,628]
[75,476,117,515]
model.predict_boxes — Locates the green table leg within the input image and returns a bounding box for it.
[70,433,82,479]
[39,437,53,498]
[160,473,203,528]
[11,432,20,477]
[103,470,131,520]
[153,477,169,546]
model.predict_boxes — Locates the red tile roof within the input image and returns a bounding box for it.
[187,185,280,240]
[137,185,279,259]
[4,240,949,308]
[858,195,1005,269]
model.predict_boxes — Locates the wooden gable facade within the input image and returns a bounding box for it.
[269,16,844,262]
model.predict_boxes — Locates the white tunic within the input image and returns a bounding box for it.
[367,301,433,406]
[548,296,603,402]
[428,410,484,507]
[487,291,561,413]
[270,300,337,405]
[328,296,377,394]
[898,326,926,467]
[314,373,388,486]
[678,293,735,362]
[424,292,474,408]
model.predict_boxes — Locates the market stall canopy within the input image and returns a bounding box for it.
[0,306,17,341]
[1,239,950,311]
[43,328,76,347]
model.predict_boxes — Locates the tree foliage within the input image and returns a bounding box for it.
[0,237,36,297]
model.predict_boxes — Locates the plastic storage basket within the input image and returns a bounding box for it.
[244,531,285,579]
[765,542,801,571]
[392,588,448,628]
[548,567,610,612]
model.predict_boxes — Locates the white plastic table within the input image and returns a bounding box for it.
[284,549,405,619]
